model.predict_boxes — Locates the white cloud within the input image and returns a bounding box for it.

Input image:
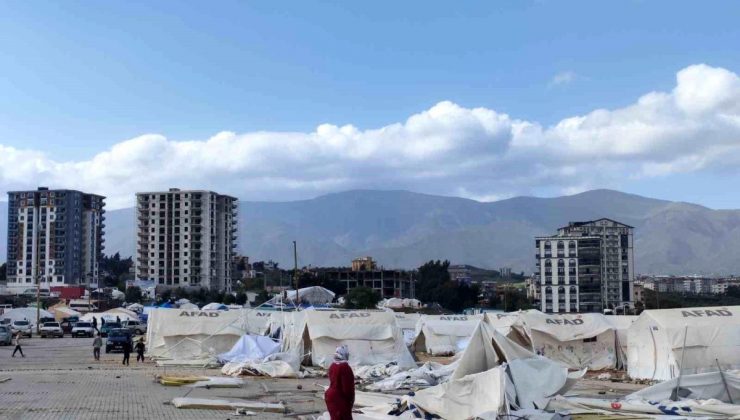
[549,70,578,87]
[1,64,740,209]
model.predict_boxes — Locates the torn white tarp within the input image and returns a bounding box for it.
[628,306,740,381]
[627,369,740,404]
[413,314,483,356]
[364,361,458,392]
[512,310,617,370]
[217,334,280,364]
[222,351,301,378]
[407,367,509,420]
[547,395,740,418]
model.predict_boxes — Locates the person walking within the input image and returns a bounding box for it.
[92,334,103,361]
[134,338,145,362]
[116,316,121,324]
[122,339,131,366]
[11,332,24,358]
[92,316,98,332]
[324,345,354,420]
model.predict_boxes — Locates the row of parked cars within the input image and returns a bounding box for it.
[0,317,146,340]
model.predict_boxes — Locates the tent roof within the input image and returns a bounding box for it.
[638,306,740,328]
[514,310,613,341]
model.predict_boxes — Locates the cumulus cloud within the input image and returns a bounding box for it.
[1,64,739,209]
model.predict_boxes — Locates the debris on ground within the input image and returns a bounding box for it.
[171,397,286,412]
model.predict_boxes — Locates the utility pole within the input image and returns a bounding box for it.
[293,241,300,306]
[35,220,41,334]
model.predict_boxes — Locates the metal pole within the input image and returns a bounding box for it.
[672,325,689,401]
[716,359,734,404]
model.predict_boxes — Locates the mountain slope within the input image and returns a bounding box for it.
[2,189,740,275]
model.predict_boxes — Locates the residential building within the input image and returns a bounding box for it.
[351,256,377,272]
[535,218,634,313]
[448,264,473,284]
[5,187,105,292]
[135,188,237,291]
[309,261,415,299]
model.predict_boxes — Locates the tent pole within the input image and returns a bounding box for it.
[671,325,688,401]
[716,359,734,404]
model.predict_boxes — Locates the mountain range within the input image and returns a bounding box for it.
[2,189,740,275]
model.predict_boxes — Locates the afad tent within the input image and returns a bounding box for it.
[266,286,335,307]
[413,314,483,356]
[393,312,422,346]
[511,310,617,370]
[605,315,638,370]
[1,307,53,327]
[627,306,740,381]
[146,308,275,361]
[282,310,415,369]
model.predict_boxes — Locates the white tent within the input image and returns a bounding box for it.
[146,308,275,361]
[511,310,617,370]
[605,315,638,370]
[282,310,415,369]
[266,286,335,306]
[627,306,740,381]
[218,334,281,363]
[179,303,199,310]
[80,310,138,323]
[126,303,144,313]
[201,302,228,311]
[1,307,53,327]
[393,312,422,346]
[105,307,139,320]
[413,314,484,356]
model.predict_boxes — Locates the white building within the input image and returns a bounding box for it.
[135,188,237,292]
[5,188,105,293]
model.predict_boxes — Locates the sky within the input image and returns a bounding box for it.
[1,1,740,209]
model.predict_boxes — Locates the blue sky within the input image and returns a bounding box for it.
[1,1,740,208]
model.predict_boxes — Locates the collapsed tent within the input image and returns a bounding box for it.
[146,308,275,361]
[266,286,335,307]
[0,307,53,326]
[413,314,483,355]
[282,310,415,369]
[512,310,617,370]
[218,334,280,364]
[628,306,740,381]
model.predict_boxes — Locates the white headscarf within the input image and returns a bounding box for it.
[334,345,349,362]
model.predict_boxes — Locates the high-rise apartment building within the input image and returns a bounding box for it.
[535,218,634,313]
[5,187,105,292]
[135,188,237,291]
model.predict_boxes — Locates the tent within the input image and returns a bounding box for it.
[105,307,139,320]
[627,306,740,381]
[80,310,138,323]
[146,308,276,361]
[202,302,228,311]
[48,305,82,321]
[126,303,144,313]
[605,315,638,370]
[1,307,53,326]
[266,286,335,307]
[511,310,617,370]
[218,334,281,363]
[179,303,199,310]
[413,314,484,355]
[393,313,422,346]
[282,310,415,369]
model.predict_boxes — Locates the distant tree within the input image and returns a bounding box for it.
[207,289,223,303]
[344,286,381,309]
[254,289,271,305]
[727,286,740,298]
[159,289,172,302]
[125,286,143,303]
[223,293,236,305]
[0,262,6,282]
[235,292,247,305]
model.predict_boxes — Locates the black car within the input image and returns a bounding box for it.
[105,329,132,353]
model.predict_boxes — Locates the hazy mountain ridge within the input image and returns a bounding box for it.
[1,189,738,275]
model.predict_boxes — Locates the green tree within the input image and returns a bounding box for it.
[159,289,172,303]
[0,262,6,282]
[235,292,247,305]
[254,289,271,305]
[125,286,143,303]
[344,286,381,309]
[223,293,236,305]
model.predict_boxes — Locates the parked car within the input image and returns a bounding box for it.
[122,319,147,335]
[40,322,64,338]
[99,322,121,337]
[0,325,12,345]
[39,316,56,325]
[105,329,132,353]
[11,320,32,338]
[71,322,95,337]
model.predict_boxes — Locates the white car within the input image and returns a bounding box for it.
[71,321,95,337]
[39,322,64,338]
[11,320,32,338]
[121,319,147,335]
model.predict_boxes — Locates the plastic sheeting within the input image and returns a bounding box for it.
[547,395,740,418]
[512,310,617,370]
[413,314,483,356]
[628,306,740,381]
[627,370,740,404]
[217,334,280,363]
[222,352,302,378]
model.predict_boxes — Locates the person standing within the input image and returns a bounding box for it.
[92,334,103,361]
[116,316,121,324]
[134,338,145,362]
[11,332,24,358]
[122,339,131,366]
[324,345,354,420]
[92,317,98,332]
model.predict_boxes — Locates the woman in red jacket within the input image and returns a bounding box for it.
[325,345,355,420]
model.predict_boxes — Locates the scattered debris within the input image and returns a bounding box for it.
[171,397,285,413]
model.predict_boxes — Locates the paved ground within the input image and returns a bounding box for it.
[0,337,329,419]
